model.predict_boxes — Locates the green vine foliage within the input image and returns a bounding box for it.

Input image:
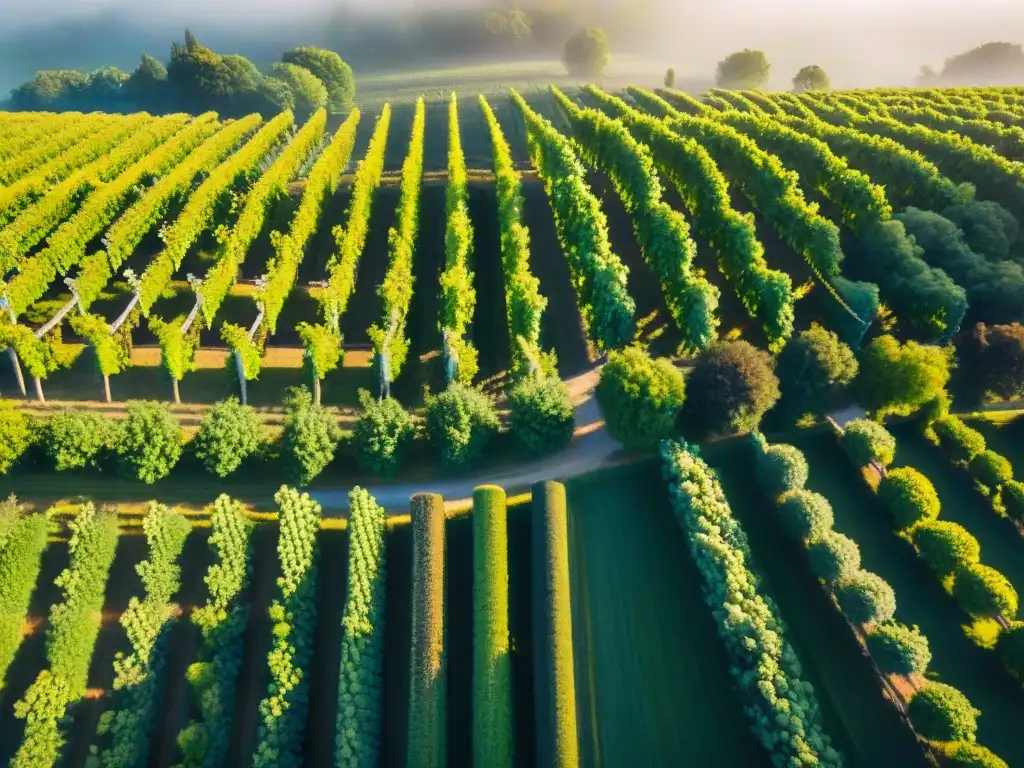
[150,315,200,383]
[439,93,479,385]
[296,322,342,381]
[71,312,129,378]
[220,323,264,382]
[0,323,60,379]
[511,88,636,351]
[369,98,425,383]
[553,87,719,353]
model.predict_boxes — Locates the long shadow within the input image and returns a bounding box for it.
[379,523,413,767]
[468,183,511,381]
[506,500,536,768]
[445,515,474,768]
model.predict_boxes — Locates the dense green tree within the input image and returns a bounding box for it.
[424,384,500,468]
[114,400,183,483]
[839,419,896,468]
[835,570,897,625]
[352,390,415,477]
[193,398,264,478]
[562,28,611,77]
[936,741,1009,768]
[958,323,1024,401]
[942,202,1018,262]
[792,65,831,92]
[865,622,931,675]
[485,9,534,50]
[282,47,356,112]
[907,683,980,741]
[596,347,685,449]
[877,467,940,530]
[508,373,575,456]
[932,415,987,464]
[753,438,808,499]
[269,62,327,115]
[856,335,951,418]
[996,622,1024,684]
[775,324,858,421]
[0,403,35,475]
[43,411,114,471]
[953,563,1018,619]
[715,49,771,89]
[682,341,780,436]
[777,489,834,541]
[912,520,981,576]
[807,531,861,584]
[970,450,1013,489]
[939,41,1024,84]
[9,69,90,109]
[280,386,342,487]
[1004,480,1024,522]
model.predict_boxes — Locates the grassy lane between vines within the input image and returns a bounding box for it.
[565,461,765,767]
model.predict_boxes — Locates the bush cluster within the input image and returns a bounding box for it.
[596,347,685,449]
[424,384,500,469]
[508,373,575,456]
[877,467,940,529]
[352,391,415,478]
[839,419,896,468]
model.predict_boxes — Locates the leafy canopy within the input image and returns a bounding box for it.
[562,27,611,77]
[715,49,771,89]
[596,346,685,449]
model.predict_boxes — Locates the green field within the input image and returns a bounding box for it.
[564,461,765,766]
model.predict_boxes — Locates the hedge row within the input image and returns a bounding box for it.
[530,481,578,768]
[0,510,48,691]
[12,504,120,767]
[176,495,255,768]
[88,503,192,768]
[335,487,388,767]
[473,486,513,768]
[660,438,841,766]
[407,492,447,768]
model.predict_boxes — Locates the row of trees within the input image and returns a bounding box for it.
[7,33,355,119]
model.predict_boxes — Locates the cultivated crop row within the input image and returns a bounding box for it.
[0,506,48,690]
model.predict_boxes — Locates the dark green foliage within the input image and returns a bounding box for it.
[936,740,1009,768]
[958,322,1024,401]
[865,622,931,675]
[562,27,610,77]
[282,47,355,113]
[775,324,858,420]
[0,514,49,689]
[776,489,834,541]
[530,481,579,768]
[280,387,342,487]
[807,531,861,584]
[839,419,896,468]
[752,435,809,499]
[424,384,500,468]
[996,622,1024,684]
[682,341,780,436]
[43,410,113,471]
[596,347,685,449]
[953,563,1018,619]
[664,68,675,88]
[508,374,575,456]
[933,415,987,464]
[269,62,327,115]
[408,493,447,768]
[877,467,940,530]
[835,570,897,625]
[352,390,414,478]
[856,334,951,418]
[0,401,34,475]
[716,49,771,89]
[969,450,1013,489]
[193,398,263,478]
[943,201,1019,261]
[912,520,981,576]
[1003,480,1024,522]
[114,400,183,484]
[472,486,512,768]
[793,65,831,92]
[907,682,979,742]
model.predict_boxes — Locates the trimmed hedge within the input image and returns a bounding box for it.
[865,622,931,675]
[835,570,897,625]
[911,520,981,576]
[0,514,49,690]
[952,563,1019,620]
[776,489,834,541]
[907,682,980,742]
[595,346,685,449]
[807,531,861,584]
[935,741,1009,768]
[877,467,940,530]
[932,415,986,464]
[472,486,513,768]
[530,481,579,768]
[752,434,808,499]
[969,450,1013,489]
[839,419,896,468]
[407,493,447,768]
[1003,480,1024,522]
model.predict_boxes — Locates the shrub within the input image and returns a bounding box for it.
[776,489,834,541]
[912,520,981,576]
[865,622,931,675]
[969,450,1013,489]
[0,402,33,474]
[562,27,610,77]
[269,62,327,114]
[280,387,342,487]
[682,341,780,436]
[531,481,579,768]
[752,436,809,499]
[933,415,986,464]
[996,622,1024,684]
[472,486,512,768]
[595,347,685,449]
[792,64,831,92]
[408,493,447,768]
[1004,480,1024,522]
[44,410,113,471]
[0,515,49,689]
[424,384,500,468]
[953,563,1018,619]
[935,741,1008,768]
[877,467,940,530]
[835,570,897,625]
[839,419,896,468]
[715,48,771,89]
[114,400,183,483]
[907,682,979,742]
[508,374,574,456]
[807,531,861,584]
[856,334,951,418]
[352,390,415,477]
[282,46,355,112]
[775,323,858,420]
[193,398,263,478]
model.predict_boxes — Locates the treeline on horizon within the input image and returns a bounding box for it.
[4,30,356,118]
